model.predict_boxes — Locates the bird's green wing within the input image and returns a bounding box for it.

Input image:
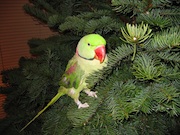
[59,55,85,89]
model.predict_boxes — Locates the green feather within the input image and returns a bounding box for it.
[60,56,85,89]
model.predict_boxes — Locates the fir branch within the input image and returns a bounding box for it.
[59,16,86,33]
[59,12,123,34]
[107,90,130,121]
[23,4,49,23]
[146,26,180,51]
[120,23,152,45]
[111,0,172,16]
[66,95,102,127]
[156,51,180,63]
[107,44,134,67]
[36,0,58,14]
[131,86,154,114]
[120,23,152,60]
[132,53,164,81]
[111,0,141,14]
[28,35,78,55]
[152,83,180,116]
[1,68,24,87]
[76,10,112,19]
[84,16,123,34]
[47,14,65,28]
[152,0,171,7]
[162,66,180,80]
[132,114,172,135]
[137,9,172,28]
[106,81,138,121]
[160,8,180,26]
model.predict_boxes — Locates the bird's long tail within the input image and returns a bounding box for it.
[20,91,65,132]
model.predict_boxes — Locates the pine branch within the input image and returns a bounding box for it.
[111,0,171,16]
[162,66,180,80]
[132,53,164,81]
[131,86,154,114]
[59,11,123,34]
[66,95,102,127]
[146,26,180,51]
[157,51,180,63]
[152,0,171,7]
[111,0,141,14]
[160,8,180,26]
[76,10,112,19]
[47,14,65,28]
[121,23,152,45]
[59,16,86,33]
[35,0,58,14]
[28,35,78,55]
[106,81,137,121]
[152,83,180,116]
[137,9,172,28]
[23,4,49,23]
[84,16,123,34]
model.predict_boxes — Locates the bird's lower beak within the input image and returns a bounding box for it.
[94,45,106,63]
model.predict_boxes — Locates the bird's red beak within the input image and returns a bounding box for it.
[94,45,106,63]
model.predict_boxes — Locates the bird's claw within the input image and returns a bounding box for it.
[78,102,89,109]
[75,100,89,109]
[85,91,98,98]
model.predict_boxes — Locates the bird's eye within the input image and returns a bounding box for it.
[88,43,91,46]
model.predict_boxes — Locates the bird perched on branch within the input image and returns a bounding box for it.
[20,34,108,131]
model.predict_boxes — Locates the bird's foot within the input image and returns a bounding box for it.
[75,100,89,109]
[78,102,89,109]
[84,90,98,98]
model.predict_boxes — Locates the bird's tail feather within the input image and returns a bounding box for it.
[20,91,65,132]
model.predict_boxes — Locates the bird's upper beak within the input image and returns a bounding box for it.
[94,45,106,63]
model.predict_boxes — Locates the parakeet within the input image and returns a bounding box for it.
[20,34,108,131]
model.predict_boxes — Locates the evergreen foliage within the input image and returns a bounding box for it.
[0,0,180,135]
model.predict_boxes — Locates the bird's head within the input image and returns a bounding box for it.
[76,34,106,63]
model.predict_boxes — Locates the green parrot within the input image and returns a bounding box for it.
[20,34,108,131]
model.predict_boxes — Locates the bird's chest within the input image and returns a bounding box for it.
[78,56,108,74]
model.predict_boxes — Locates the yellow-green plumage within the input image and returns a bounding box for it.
[20,34,108,132]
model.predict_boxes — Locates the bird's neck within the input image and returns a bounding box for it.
[76,50,94,61]
[75,53,108,75]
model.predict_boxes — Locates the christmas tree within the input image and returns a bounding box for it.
[0,0,180,134]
